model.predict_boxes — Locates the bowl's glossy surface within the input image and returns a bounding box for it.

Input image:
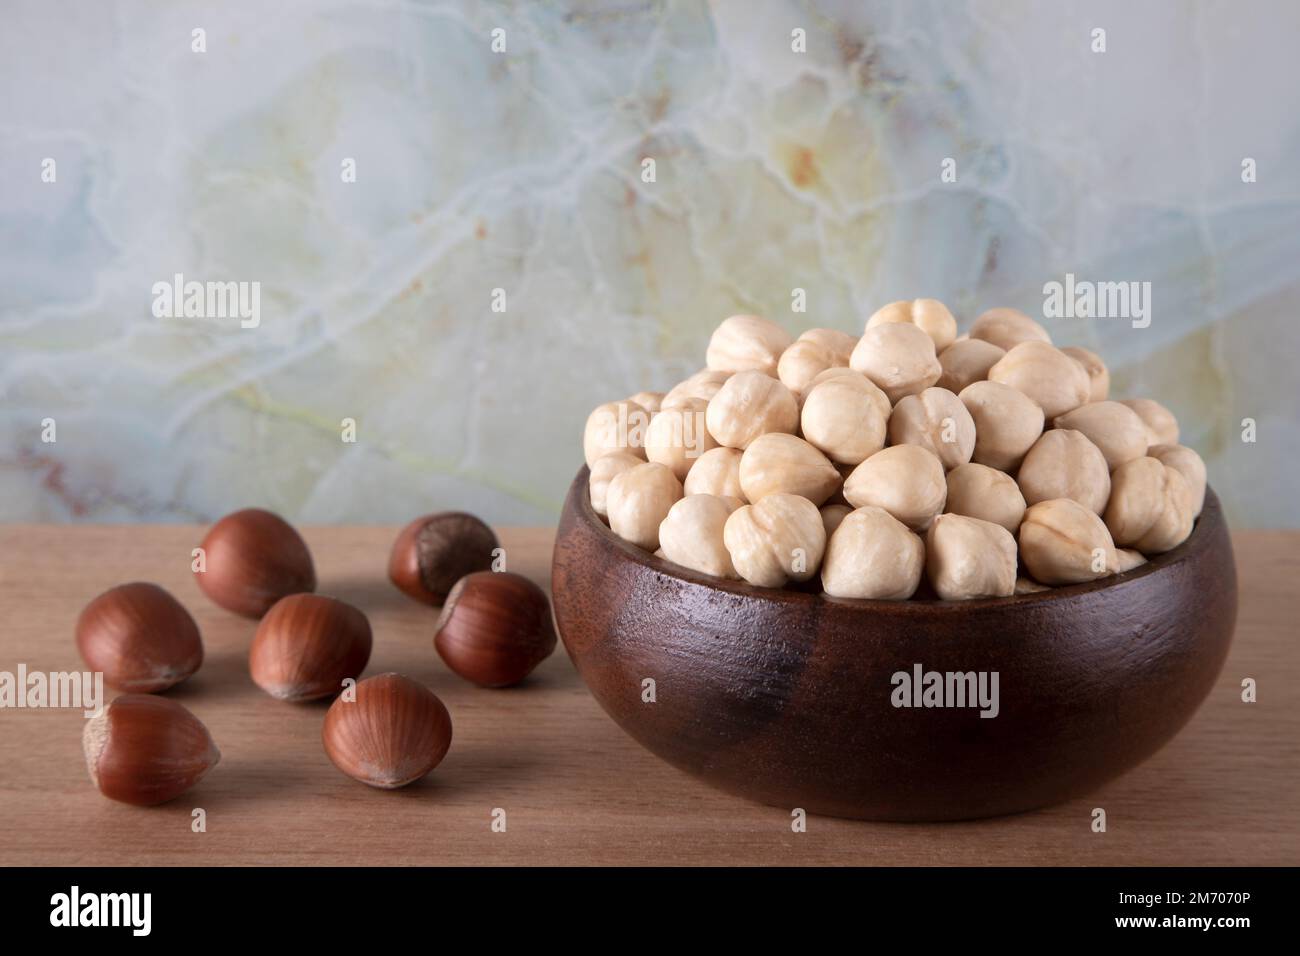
[551,467,1237,821]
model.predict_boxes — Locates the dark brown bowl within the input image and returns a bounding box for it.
[551,466,1237,821]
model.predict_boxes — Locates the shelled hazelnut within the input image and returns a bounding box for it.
[777,329,854,395]
[850,323,942,403]
[1120,398,1180,446]
[1052,401,1149,471]
[1062,346,1110,402]
[1016,429,1112,515]
[658,495,741,579]
[626,391,666,414]
[76,583,203,693]
[606,462,682,551]
[865,298,958,352]
[969,307,1051,351]
[589,451,644,518]
[1018,499,1119,585]
[195,508,316,618]
[842,445,947,531]
[723,493,826,588]
[738,433,841,505]
[944,462,1026,534]
[936,338,1005,394]
[583,399,649,466]
[1148,443,1207,516]
[706,314,792,376]
[387,511,499,605]
[987,341,1092,419]
[1103,457,1195,554]
[886,387,976,471]
[682,446,745,500]
[644,396,718,480]
[958,380,1045,472]
[705,370,799,449]
[821,506,924,600]
[800,373,889,465]
[662,369,732,409]
[925,514,1017,601]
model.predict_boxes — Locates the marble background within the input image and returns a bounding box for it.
[1,0,1297,527]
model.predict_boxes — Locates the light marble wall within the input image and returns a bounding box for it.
[1,0,1297,527]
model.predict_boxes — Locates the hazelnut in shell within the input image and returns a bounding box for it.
[387,511,499,605]
[250,594,373,702]
[83,695,220,806]
[322,673,452,789]
[195,508,316,618]
[75,582,203,693]
[434,571,557,687]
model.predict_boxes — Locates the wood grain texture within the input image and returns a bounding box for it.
[0,524,1295,866]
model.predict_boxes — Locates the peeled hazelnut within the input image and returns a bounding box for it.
[969,307,1052,350]
[821,506,924,600]
[1062,346,1110,402]
[925,513,1017,601]
[658,495,741,579]
[606,462,683,550]
[589,451,644,518]
[662,369,731,409]
[644,397,718,480]
[799,374,889,466]
[387,512,499,605]
[250,594,372,702]
[842,445,947,531]
[1052,401,1149,470]
[723,493,826,588]
[988,341,1092,419]
[434,572,557,687]
[937,338,1005,394]
[1017,429,1112,515]
[322,673,452,789]
[683,446,745,499]
[865,298,958,352]
[944,462,1027,534]
[886,387,976,470]
[797,366,875,408]
[706,314,792,376]
[1018,498,1119,585]
[75,583,203,693]
[738,433,842,505]
[958,380,1045,472]
[777,338,841,395]
[626,390,665,414]
[583,400,650,467]
[797,328,857,364]
[83,695,219,806]
[820,503,852,537]
[1103,457,1195,554]
[195,508,316,618]
[849,322,942,404]
[705,370,799,449]
[1116,548,1148,572]
[1120,398,1180,446]
[1149,443,1207,516]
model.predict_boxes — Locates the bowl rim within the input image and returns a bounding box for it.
[566,465,1223,612]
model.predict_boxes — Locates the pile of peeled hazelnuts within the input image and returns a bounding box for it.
[76,510,555,806]
[584,303,1207,601]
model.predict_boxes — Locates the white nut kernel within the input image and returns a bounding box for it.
[1018,498,1119,585]
[987,341,1092,419]
[589,451,643,518]
[606,462,683,551]
[842,445,947,531]
[706,315,792,376]
[849,323,942,404]
[886,387,976,471]
[958,380,1045,472]
[705,370,799,449]
[937,338,1006,394]
[800,374,890,465]
[682,446,745,500]
[1017,429,1112,515]
[1119,398,1180,446]
[657,495,742,579]
[1061,346,1110,402]
[738,433,842,506]
[969,307,1052,351]
[821,506,924,600]
[944,462,1027,534]
[1103,457,1195,554]
[924,513,1017,601]
[865,298,958,353]
[644,397,718,480]
[1052,401,1149,470]
[723,493,827,588]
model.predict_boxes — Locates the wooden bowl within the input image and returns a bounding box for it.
[551,467,1237,821]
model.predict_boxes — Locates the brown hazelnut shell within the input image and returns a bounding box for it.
[195,508,316,618]
[83,695,220,806]
[321,673,452,789]
[75,582,203,692]
[249,594,372,702]
[388,512,499,605]
[434,571,557,687]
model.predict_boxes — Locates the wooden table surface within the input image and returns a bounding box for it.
[0,524,1295,867]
